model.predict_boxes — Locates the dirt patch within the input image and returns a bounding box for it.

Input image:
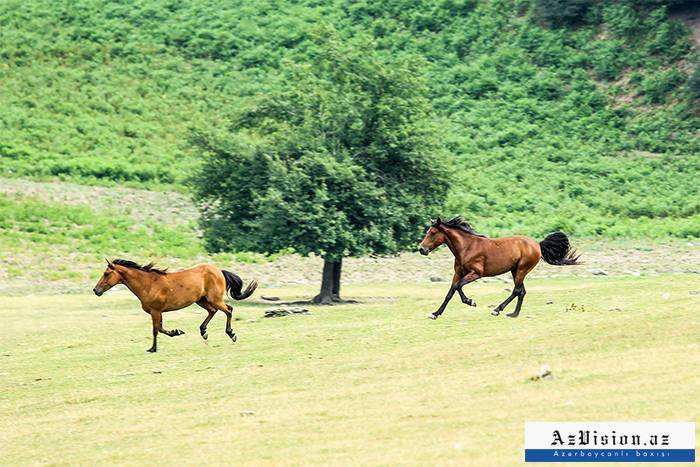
[0,239,698,295]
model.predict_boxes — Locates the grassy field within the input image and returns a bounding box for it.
[1,275,698,465]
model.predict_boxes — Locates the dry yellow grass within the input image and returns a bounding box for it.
[1,275,699,465]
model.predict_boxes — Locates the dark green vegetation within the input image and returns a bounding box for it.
[1,0,698,242]
[192,35,450,301]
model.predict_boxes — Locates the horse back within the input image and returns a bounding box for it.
[480,235,541,276]
[162,264,224,289]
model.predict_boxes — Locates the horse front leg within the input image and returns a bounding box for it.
[429,284,457,320]
[431,271,481,319]
[147,309,184,353]
[147,310,161,353]
[457,286,477,307]
[450,272,477,307]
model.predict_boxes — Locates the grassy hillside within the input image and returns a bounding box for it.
[0,0,698,238]
[1,276,699,464]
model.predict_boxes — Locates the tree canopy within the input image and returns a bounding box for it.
[192,33,451,301]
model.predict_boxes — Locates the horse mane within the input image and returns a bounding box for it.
[435,216,487,238]
[112,259,168,275]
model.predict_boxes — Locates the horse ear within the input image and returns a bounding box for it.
[105,258,115,269]
[435,217,442,225]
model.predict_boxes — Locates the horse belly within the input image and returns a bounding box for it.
[482,246,520,276]
[162,276,206,311]
[483,259,514,277]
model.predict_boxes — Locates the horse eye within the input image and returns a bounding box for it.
[104,271,111,276]
[431,232,436,236]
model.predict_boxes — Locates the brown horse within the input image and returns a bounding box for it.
[93,259,258,352]
[418,217,580,319]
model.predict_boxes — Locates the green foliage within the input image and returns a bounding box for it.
[0,0,697,241]
[640,68,686,104]
[0,194,201,257]
[192,34,450,259]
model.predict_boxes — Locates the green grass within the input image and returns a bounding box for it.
[1,276,698,464]
[0,192,201,258]
[0,191,281,285]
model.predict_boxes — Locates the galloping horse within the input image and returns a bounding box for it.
[419,217,580,319]
[93,259,258,352]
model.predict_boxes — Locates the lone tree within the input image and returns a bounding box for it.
[191,33,450,304]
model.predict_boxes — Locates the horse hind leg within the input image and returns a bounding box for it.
[196,298,217,340]
[223,305,237,342]
[210,300,236,342]
[506,284,526,318]
[492,267,520,316]
[492,290,518,316]
[506,260,536,318]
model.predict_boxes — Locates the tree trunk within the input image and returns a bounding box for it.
[313,258,342,304]
[331,259,342,301]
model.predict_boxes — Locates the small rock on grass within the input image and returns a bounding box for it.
[529,364,553,382]
[429,276,447,282]
[542,365,553,377]
[261,296,280,301]
[264,306,310,318]
[240,410,255,416]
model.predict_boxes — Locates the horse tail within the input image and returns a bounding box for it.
[539,231,581,266]
[221,270,259,300]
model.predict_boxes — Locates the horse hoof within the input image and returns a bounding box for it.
[230,334,237,342]
[175,329,185,336]
[470,300,477,307]
[491,310,500,316]
[506,312,519,318]
[429,313,438,320]
[201,332,208,340]
[147,348,157,353]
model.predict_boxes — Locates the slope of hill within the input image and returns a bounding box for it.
[0,0,698,238]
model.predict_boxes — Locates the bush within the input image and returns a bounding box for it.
[640,68,685,104]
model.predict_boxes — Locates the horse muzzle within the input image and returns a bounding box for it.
[93,287,103,296]
[419,246,430,256]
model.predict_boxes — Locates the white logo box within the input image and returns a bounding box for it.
[524,422,695,462]
[526,422,695,449]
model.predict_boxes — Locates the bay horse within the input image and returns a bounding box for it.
[93,259,258,352]
[418,217,580,319]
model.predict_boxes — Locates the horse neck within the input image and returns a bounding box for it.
[118,267,154,301]
[441,226,475,258]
